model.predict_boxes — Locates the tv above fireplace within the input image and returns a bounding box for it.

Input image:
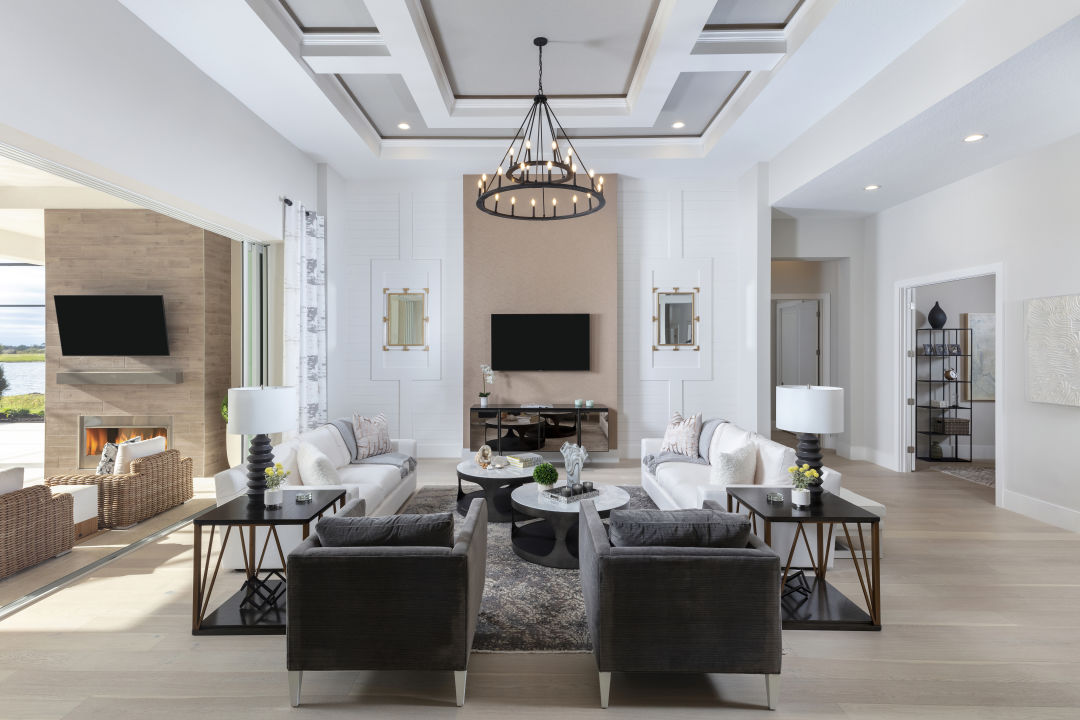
[491,313,589,371]
[55,295,170,356]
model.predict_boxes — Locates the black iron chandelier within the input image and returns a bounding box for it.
[475,37,606,221]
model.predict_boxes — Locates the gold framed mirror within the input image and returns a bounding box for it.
[656,291,696,346]
[385,291,427,348]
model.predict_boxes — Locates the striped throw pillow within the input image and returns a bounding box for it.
[352,412,392,459]
[660,411,702,457]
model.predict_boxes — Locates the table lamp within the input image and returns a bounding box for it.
[226,386,297,506]
[775,385,844,502]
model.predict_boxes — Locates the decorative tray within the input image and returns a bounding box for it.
[543,487,600,504]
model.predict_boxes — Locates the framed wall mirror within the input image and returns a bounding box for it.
[386,291,427,348]
[656,291,696,346]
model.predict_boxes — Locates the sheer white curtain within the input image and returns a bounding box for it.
[283,200,327,431]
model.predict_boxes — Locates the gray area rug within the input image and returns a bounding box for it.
[402,484,655,652]
[934,465,995,488]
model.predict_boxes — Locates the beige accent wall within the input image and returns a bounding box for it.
[44,209,232,477]
[462,175,618,448]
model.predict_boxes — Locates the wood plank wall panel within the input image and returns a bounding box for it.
[462,175,619,447]
[43,209,231,477]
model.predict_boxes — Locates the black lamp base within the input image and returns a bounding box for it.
[794,432,825,504]
[246,433,274,507]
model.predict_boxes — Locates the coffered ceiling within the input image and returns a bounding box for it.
[256,0,813,145]
[120,0,977,183]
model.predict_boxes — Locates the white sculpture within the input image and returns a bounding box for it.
[560,442,589,487]
[475,444,493,468]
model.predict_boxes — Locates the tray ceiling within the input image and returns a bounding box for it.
[422,0,659,97]
[261,0,814,147]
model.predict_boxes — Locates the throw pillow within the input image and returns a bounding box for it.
[316,512,455,548]
[296,442,340,486]
[113,436,166,474]
[608,508,751,548]
[660,411,702,457]
[352,412,392,459]
[96,435,142,475]
[709,440,757,487]
[0,467,24,495]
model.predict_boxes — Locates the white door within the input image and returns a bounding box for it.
[777,300,820,386]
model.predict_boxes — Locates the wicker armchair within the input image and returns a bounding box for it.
[46,449,194,529]
[0,485,75,580]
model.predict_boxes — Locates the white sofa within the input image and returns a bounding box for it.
[641,421,841,568]
[214,424,417,569]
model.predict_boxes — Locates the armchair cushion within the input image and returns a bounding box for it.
[95,435,141,474]
[316,511,455,548]
[608,507,751,548]
[114,436,166,474]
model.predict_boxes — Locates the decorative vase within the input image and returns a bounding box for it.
[264,488,284,508]
[480,396,488,408]
[538,483,551,498]
[928,301,947,329]
[792,487,811,509]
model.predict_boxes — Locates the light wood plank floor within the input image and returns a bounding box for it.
[2,453,1079,719]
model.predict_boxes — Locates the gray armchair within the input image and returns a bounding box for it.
[579,499,782,709]
[286,498,487,707]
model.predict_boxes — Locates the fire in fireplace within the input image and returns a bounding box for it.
[78,415,173,470]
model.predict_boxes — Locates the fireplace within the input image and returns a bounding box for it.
[78,415,173,470]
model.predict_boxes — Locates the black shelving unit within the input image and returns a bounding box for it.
[915,328,973,463]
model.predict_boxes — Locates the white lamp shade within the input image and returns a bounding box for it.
[226,386,297,435]
[775,385,844,434]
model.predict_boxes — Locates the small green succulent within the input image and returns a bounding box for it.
[532,462,558,487]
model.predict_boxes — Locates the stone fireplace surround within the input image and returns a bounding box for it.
[43,209,232,478]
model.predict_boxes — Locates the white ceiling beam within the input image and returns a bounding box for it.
[701,0,832,154]
[0,187,137,209]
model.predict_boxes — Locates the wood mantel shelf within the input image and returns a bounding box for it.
[56,370,184,385]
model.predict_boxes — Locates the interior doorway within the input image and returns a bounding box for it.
[770,291,831,447]
[777,299,820,387]
[898,265,1002,505]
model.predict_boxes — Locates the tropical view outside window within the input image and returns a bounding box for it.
[0,262,45,482]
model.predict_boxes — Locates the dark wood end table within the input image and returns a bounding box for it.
[192,488,346,635]
[726,486,881,631]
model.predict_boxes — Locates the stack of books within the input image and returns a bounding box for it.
[506,453,542,468]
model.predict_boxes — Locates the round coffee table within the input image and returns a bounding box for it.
[456,460,535,522]
[510,484,630,569]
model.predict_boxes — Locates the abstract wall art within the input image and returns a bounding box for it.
[964,313,996,402]
[1025,294,1080,407]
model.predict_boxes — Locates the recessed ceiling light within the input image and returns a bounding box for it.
[397,122,411,130]
[963,133,986,143]
[671,121,685,129]
[864,184,881,191]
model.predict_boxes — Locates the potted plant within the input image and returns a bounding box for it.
[263,462,289,508]
[479,364,494,408]
[532,462,558,497]
[788,463,819,509]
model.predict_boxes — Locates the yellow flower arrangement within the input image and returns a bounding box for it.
[788,463,820,489]
[264,462,290,490]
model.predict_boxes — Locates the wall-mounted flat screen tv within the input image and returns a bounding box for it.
[55,295,170,356]
[491,313,589,371]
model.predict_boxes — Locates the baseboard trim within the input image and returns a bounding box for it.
[1003,489,1080,532]
[418,444,463,458]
